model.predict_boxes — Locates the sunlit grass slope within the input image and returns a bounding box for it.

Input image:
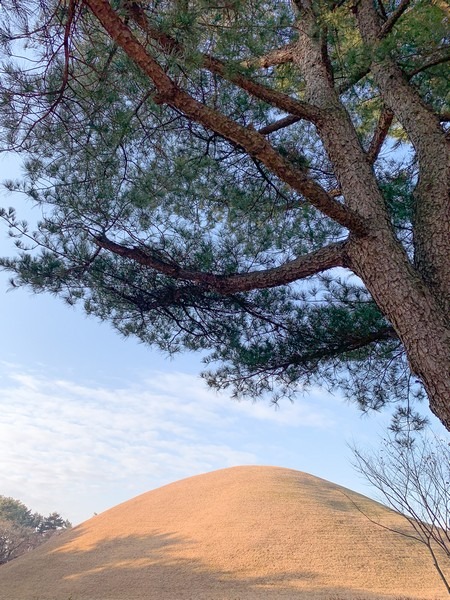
[0,466,447,599]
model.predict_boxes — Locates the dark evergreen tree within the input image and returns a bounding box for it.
[0,0,448,427]
[36,512,72,534]
[0,496,36,529]
[0,496,71,564]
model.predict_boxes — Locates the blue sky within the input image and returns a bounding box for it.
[0,153,445,525]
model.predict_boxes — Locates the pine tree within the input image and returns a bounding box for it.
[0,496,71,564]
[0,0,448,428]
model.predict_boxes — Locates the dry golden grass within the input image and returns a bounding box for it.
[0,466,447,599]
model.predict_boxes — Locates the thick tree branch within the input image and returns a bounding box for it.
[241,44,295,68]
[93,235,349,294]
[126,4,319,123]
[367,107,394,164]
[280,325,399,369]
[379,0,412,38]
[356,0,450,314]
[293,1,389,223]
[407,52,450,79]
[258,115,301,135]
[84,0,368,235]
[203,55,320,124]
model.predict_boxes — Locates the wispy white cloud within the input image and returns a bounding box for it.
[0,362,334,524]
[231,388,336,428]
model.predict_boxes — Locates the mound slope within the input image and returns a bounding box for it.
[0,466,447,599]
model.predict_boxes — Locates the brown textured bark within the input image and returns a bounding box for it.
[94,236,348,294]
[346,234,450,430]
[291,1,450,429]
[356,0,450,316]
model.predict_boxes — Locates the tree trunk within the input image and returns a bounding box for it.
[355,0,450,317]
[347,232,450,430]
[292,1,450,429]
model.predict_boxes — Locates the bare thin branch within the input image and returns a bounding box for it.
[15,0,78,147]
[337,65,370,94]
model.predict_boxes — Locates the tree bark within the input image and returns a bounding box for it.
[356,0,450,316]
[293,1,450,429]
[346,234,450,430]
[94,236,348,294]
